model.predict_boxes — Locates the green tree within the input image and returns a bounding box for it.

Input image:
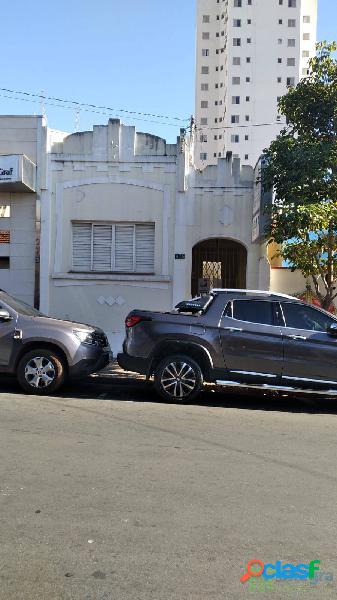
[263,41,337,310]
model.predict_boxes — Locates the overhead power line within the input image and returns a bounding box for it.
[0,91,187,128]
[0,87,189,124]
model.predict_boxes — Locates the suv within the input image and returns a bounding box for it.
[118,289,337,401]
[0,290,111,394]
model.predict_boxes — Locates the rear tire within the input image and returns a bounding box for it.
[154,354,203,402]
[17,349,66,395]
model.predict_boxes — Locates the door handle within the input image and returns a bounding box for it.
[287,335,307,341]
[223,327,243,333]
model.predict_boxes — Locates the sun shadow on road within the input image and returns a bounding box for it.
[2,373,337,416]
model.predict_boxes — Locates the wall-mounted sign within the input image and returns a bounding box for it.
[175,253,186,260]
[0,154,36,192]
[0,156,19,183]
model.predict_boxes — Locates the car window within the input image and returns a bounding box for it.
[0,293,44,317]
[231,300,274,326]
[281,303,336,332]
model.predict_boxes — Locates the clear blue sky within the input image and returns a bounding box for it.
[0,0,335,142]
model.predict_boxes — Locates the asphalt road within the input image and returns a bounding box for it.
[0,374,337,600]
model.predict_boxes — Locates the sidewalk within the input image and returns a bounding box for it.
[92,359,146,382]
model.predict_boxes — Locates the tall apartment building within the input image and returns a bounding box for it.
[195,0,318,169]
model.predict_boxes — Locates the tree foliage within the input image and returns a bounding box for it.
[263,42,337,309]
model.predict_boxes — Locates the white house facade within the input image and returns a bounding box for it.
[40,119,264,351]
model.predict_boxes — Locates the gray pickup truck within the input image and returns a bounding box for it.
[117,289,337,401]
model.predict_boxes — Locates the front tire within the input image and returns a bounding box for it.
[17,349,66,395]
[154,354,203,402]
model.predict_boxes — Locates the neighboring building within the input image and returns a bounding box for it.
[40,119,262,351]
[195,0,318,169]
[0,116,47,306]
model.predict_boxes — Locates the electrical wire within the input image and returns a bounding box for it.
[0,87,189,124]
[0,92,187,128]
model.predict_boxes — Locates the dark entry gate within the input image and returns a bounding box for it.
[191,238,247,296]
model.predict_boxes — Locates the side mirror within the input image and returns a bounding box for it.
[327,323,337,337]
[0,309,13,323]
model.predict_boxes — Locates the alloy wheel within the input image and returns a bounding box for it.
[24,356,56,389]
[160,361,197,399]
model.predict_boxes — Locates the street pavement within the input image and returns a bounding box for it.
[0,369,337,600]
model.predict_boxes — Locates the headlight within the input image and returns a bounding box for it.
[73,329,95,345]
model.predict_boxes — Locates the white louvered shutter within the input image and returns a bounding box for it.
[135,224,155,272]
[115,225,134,271]
[92,225,112,271]
[72,223,92,271]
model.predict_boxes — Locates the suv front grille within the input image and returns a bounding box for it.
[92,331,109,348]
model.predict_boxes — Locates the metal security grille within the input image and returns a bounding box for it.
[191,239,247,296]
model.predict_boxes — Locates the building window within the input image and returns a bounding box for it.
[233,57,241,65]
[246,57,251,63]
[0,257,9,269]
[72,222,155,273]
[288,0,296,6]
[214,135,218,140]
[247,38,252,43]
[245,134,249,140]
[303,15,311,23]
[245,115,250,121]
[231,115,240,123]
[201,117,208,125]
[245,154,249,160]
[0,205,10,218]
[277,77,282,83]
[288,19,296,27]
[232,76,240,84]
[287,77,295,86]
[278,57,282,63]
[279,0,283,4]
[214,153,217,158]
[201,83,209,91]
[246,96,250,101]
[278,38,283,44]
[202,15,210,23]
[247,19,251,24]
[202,32,210,40]
[287,57,296,66]
[202,49,209,56]
[201,100,208,108]
[248,0,252,4]
[288,38,296,47]
[201,66,209,74]
[0,230,10,243]
[302,68,310,76]
[219,135,222,140]
[231,135,239,143]
[302,50,310,57]
[278,19,283,24]
[200,134,208,142]
[303,33,310,40]
[233,19,241,27]
[246,76,251,82]
[233,38,241,46]
[232,96,240,104]
[200,153,207,161]
[234,0,242,6]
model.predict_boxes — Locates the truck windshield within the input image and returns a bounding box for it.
[0,292,45,317]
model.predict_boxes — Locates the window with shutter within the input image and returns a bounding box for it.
[135,224,155,272]
[72,223,92,271]
[93,224,112,271]
[72,222,155,273]
[115,225,134,271]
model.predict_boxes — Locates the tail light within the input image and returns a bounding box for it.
[125,315,144,328]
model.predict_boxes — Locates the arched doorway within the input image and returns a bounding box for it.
[191,238,247,296]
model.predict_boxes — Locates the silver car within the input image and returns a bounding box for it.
[0,290,111,394]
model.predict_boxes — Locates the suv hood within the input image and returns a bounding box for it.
[22,315,99,332]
